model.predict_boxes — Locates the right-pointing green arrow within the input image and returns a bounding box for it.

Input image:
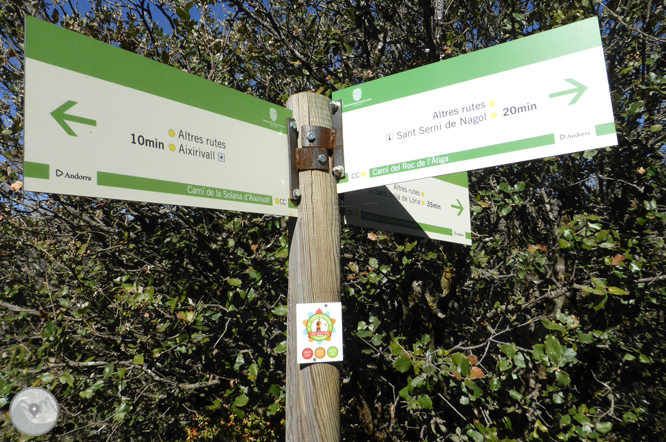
[549,79,588,105]
[51,101,97,136]
[451,199,464,216]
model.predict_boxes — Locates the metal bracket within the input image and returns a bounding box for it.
[288,100,346,202]
[331,100,345,179]
[299,125,334,171]
[287,119,300,201]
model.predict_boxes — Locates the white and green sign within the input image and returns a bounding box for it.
[24,17,296,217]
[343,173,471,245]
[333,18,617,193]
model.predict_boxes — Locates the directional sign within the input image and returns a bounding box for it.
[343,173,471,245]
[332,18,617,193]
[24,17,296,217]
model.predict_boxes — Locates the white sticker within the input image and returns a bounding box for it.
[296,303,344,364]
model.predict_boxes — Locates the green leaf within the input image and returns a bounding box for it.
[175,7,190,20]
[59,373,74,386]
[395,354,412,373]
[460,358,471,377]
[509,389,523,401]
[368,257,378,268]
[103,364,114,379]
[40,373,55,383]
[500,359,513,371]
[500,342,517,359]
[79,389,94,399]
[596,422,612,434]
[274,341,287,354]
[233,394,249,407]
[607,286,629,295]
[545,335,563,366]
[594,295,609,311]
[399,385,412,400]
[272,305,288,316]
[417,394,433,409]
[227,278,242,287]
[578,332,594,344]
[133,354,144,365]
[532,344,545,360]
[556,370,571,386]
[233,352,245,371]
[583,149,597,159]
[248,268,261,281]
[560,415,571,426]
[543,318,567,334]
[514,352,526,368]
[468,429,483,442]
[639,354,652,364]
[623,412,638,423]
[451,353,466,365]
[499,205,513,216]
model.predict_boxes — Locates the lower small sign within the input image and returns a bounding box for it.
[296,302,343,364]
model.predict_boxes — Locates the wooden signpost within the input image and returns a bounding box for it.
[285,93,341,441]
[23,16,618,442]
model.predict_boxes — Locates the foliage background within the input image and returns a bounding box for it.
[1,0,665,440]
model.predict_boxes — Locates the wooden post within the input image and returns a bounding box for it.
[285,93,341,441]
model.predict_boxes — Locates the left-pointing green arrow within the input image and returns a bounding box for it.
[51,101,97,136]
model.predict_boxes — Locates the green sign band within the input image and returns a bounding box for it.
[370,134,555,178]
[25,17,291,133]
[337,171,468,188]
[369,122,615,179]
[24,162,50,179]
[359,211,472,239]
[97,172,273,206]
[595,122,616,136]
[333,17,603,112]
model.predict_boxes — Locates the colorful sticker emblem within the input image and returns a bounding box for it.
[303,309,336,343]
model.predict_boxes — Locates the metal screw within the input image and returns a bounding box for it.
[332,165,345,177]
[307,132,316,143]
[289,121,297,131]
[330,101,340,113]
[317,154,327,164]
[292,188,301,199]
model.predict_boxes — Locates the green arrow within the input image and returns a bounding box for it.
[451,199,464,216]
[549,79,588,105]
[51,101,97,136]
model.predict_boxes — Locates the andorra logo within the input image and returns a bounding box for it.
[302,308,337,343]
[352,88,362,102]
[269,108,277,122]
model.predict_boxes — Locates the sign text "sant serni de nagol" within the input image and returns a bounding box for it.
[333,17,617,193]
[24,17,295,217]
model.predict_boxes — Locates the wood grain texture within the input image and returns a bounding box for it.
[286,93,341,442]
